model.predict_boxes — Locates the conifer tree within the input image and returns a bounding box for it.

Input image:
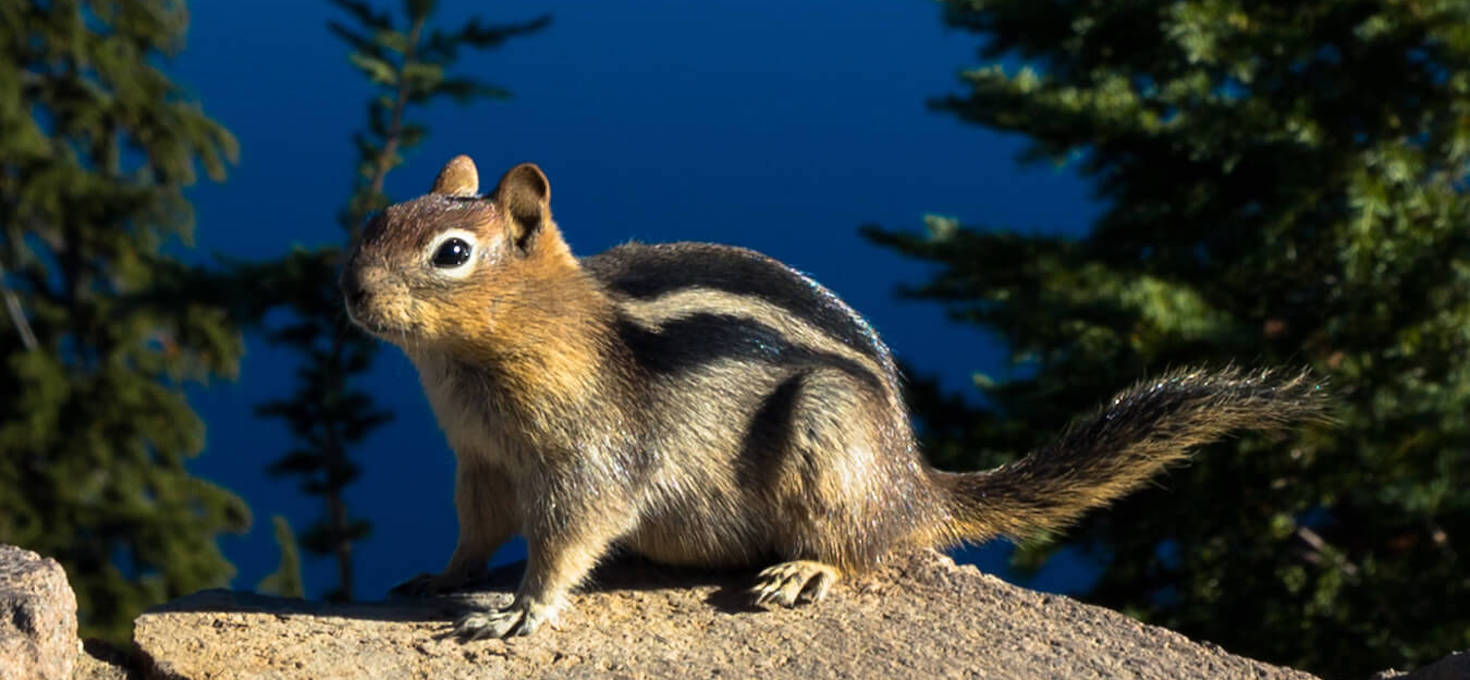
[254,0,548,602]
[0,0,247,641]
[257,516,305,599]
[869,1,1470,675]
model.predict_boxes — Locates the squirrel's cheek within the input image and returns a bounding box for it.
[428,302,485,344]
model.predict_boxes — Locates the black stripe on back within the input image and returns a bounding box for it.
[615,312,885,395]
[583,243,893,377]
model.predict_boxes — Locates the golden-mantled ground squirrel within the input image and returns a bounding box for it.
[341,155,1327,640]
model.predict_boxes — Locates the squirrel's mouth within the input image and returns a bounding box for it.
[350,318,421,347]
[343,297,412,342]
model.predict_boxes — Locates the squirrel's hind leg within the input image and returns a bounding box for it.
[748,369,935,608]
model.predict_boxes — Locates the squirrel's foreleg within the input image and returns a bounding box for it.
[454,479,633,639]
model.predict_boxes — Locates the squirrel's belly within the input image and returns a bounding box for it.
[622,522,768,567]
[621,491,772,567]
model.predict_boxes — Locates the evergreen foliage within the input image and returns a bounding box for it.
[257,515,305,599]
[869,1,1470,675]
[253,0,547,602]
[0,0,247,642]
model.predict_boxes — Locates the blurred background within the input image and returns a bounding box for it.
[3,1,1467,677]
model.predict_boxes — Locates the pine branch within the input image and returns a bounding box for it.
[0,262,37,350]
[365,15,425,206]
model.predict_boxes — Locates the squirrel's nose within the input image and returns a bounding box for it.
[341,270,369,307]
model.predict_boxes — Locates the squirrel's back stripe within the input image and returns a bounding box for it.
[616,287,893,394]
[614,312,886,394]
[582,242,896,381]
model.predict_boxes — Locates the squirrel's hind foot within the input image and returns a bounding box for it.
[750,560,840,608]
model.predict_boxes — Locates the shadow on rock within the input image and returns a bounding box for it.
[150,553,770,624]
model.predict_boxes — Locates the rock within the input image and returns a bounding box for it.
[0,544,79,680]
[1372,650,1470,680]
[72,640,137,680]
[134,550,1316,680]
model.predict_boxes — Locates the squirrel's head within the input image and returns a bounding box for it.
[341,155,577,352]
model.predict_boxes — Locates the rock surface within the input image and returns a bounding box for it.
[1374,650,1470,680]
[72,641,135,680]
[0,544,78,680]
[134,550,1318,680]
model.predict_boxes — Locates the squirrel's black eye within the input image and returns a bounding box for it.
[431,238,472,268]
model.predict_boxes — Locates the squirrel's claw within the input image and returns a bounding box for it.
[751,560,840,608]
[455,598,559,640]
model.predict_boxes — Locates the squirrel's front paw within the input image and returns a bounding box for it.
[455,598,562,639]
[391,568,481,597]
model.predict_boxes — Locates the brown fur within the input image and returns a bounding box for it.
[341,156,1330,640]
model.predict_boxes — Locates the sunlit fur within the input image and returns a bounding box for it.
[341,156,1331,639]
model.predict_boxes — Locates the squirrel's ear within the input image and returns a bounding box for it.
[430,155,479,197]
[493,163,550,246]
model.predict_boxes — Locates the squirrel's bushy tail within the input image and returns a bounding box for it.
[931,367,1330,544]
